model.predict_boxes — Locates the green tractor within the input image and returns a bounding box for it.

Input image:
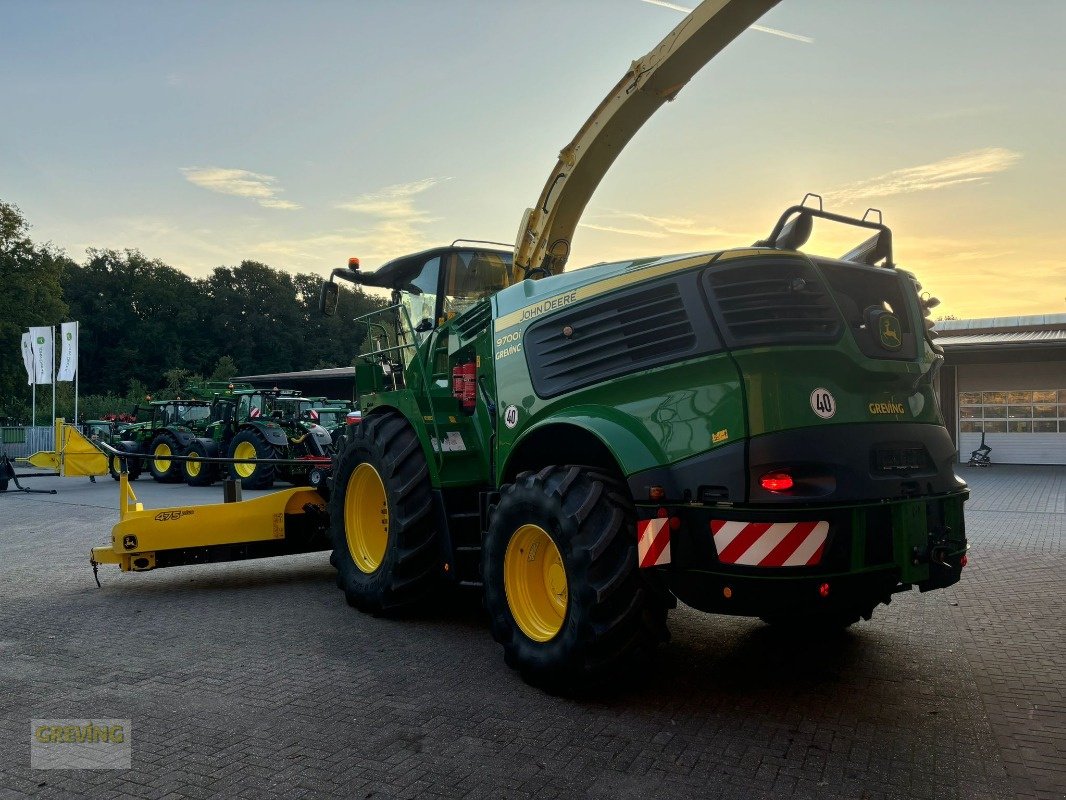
[182,388,334,490]
[107,399,212,482]
[302,400,356,447]
[318,203,968,688]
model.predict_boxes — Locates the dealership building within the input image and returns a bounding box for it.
[237,313,1066,468]
[937,313,1066,465]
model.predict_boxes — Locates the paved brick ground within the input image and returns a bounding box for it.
[0,466,1062,799]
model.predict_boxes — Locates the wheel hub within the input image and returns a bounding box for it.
[233,441,257,479]
[344,463,389,574]
[154,443,171,473]
[504,524,568,642]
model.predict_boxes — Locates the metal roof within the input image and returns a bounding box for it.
[234,367,355,382]
[936,313,1066,333]
[937,330,1066,348]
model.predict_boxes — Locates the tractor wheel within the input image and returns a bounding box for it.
[227,429,277,489]
[483,465,668,689]
[327,412,440,613]
[148,433,183,482]
[110,443,141,481]
[183,439,217,487]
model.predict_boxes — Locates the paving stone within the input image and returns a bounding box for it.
[0,468,1063,798]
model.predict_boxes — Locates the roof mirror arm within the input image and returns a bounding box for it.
[319,263,367,317]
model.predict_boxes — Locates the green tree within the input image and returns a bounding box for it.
[62,249,212,396]
[209,355,239,380]
[0,200,71,422]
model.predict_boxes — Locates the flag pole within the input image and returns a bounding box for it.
[74,321,80,425]
[51,325,56,426]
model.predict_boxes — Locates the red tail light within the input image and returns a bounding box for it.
[760,471,794,492]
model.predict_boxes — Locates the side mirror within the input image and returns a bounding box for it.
[318,280,339,317]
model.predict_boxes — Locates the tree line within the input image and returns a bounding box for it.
[0,199,385,424]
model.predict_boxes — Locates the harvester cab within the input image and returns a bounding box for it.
[320,247,517,391]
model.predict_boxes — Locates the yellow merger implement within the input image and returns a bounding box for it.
[90,474,329,576]
[20,418,107,477]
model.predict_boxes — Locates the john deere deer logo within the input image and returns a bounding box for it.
[879,315,902,350]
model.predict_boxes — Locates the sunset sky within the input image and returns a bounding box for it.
[3,0,1063,318]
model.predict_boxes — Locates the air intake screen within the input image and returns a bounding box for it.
[526,276,712,399]
[703,259,841,348]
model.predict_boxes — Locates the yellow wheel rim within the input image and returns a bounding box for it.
[504,524,568,642]
[153,442,172,473]
[344,463,389,574]
[111,455,122,474]
[233,441,257,478]
[186,453,201,478]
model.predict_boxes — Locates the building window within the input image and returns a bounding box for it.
[959,390,1066,433]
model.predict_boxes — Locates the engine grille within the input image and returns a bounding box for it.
[703,260,841,347]
[526,280,702,399]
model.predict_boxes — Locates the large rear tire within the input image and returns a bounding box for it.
[327,413,440,613]
[226,429,277,490]
[483,465,668,689]
[148,433,183,482]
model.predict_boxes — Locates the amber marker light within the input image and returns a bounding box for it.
[649,485,665,502]
[760,471,794,491]
[722,586,733,599]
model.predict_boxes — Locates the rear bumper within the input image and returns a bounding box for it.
[640,490,967,616]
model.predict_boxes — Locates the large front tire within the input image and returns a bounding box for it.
[148,433,183,482]
[327,413,440,613]
[226,429,277,490]
[483,465,668,689]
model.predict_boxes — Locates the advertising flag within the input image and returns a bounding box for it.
[29,326,53,385]
[58,321,78,382]
[21,331,36,385]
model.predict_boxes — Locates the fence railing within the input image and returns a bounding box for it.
[0,426,57,458]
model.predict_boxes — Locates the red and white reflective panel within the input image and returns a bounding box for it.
[637,518,671,568]
[310,409,319,421]
[249,407,261,418]
[710,520,829,567]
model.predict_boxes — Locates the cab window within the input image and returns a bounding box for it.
[442,250,515,319]
[398,256,441,334]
